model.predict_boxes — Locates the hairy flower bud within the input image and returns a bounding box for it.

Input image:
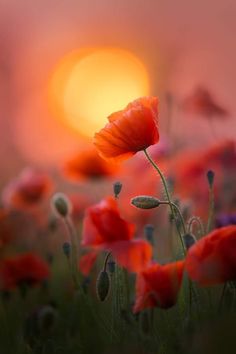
[51,193,72,218]
[96,270,110,302]
[113,181,122,198]
[131,196,160,209]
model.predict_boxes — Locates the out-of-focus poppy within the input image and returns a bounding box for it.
[171,140,236,218]
[62,147,118,181]
[0,253,50,290]
[94,97,159,162]
[181,87,229,119]
[205,140,236,170]
[133,261,185,313]
[186,225,236,286]
[79,197,152,275]
[68,194,93,221]
[2,168,53,210]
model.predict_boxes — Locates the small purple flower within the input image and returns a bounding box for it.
[215,213,236,228]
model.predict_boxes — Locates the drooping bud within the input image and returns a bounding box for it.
[51,193,72,218]
[62,242,71,258]
[183,233,196,250]
[113,181,122,198]
[131,196,161,209]
[96,270,110,302]
[207,170,215,187]
[144,224,155,244]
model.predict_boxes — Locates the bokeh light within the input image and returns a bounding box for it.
[49,47,150,137]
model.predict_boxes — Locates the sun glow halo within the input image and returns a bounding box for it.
[49,47,150,137]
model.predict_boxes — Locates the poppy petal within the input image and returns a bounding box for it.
[109,239,152,272]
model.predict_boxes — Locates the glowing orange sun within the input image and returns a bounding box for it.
[48,47,150,137]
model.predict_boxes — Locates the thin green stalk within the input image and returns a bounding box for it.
[160,200,187,235]
[207,185,215,233]
[144,149,186,255]
[218,283,227,313]
[63,216,80,291]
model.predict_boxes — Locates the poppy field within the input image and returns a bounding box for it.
[1,92,236,354]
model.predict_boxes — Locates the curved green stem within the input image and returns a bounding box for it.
[159,200,187,235]
[144,149,186,255]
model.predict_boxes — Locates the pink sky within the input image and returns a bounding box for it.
[0,0,235,181]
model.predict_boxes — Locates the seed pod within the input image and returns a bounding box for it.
[51,193,72,218]
[183,233,196,250]
[131,196,161,209]
[113,181,122,198]
[96,270,110,302]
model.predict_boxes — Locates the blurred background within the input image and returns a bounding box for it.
[0,0,235,185]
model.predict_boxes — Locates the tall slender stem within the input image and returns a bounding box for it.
[144,149,186,255]
[207,185,215,233]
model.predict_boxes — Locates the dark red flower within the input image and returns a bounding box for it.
[63,147,118,181]
[2,168,52,210]
[182,87,228,119]
[186,225,236,286]
[0,253,50,290]
[79,197,152,275]
[133,261,185,313]
[94,97,159,162]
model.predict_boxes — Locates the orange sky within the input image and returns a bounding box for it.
[0,0,235,178]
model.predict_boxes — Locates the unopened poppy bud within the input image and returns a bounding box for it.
[207,170,215,187]
[183,233,196,250]
[113,181,122,198]
[131,196,161,209]
[51,193,71,218]
[144,224,155,244]
[62,242,71,258]
[96,270,110,302]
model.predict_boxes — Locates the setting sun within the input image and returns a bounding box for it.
[48,47,150,137]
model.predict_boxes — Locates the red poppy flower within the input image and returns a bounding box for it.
[94,97,159,162]
[181,87,228,118]
[186,225,236,286]
[0,253,50,290]
[2,168,52,210]
[62,147,118,181]
[133,261,185,313]
[79,197,152,275]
